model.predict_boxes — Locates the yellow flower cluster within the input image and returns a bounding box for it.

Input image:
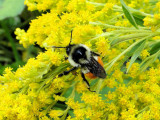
[140,49,150,60]
[1,0,160,120]
[143,2,160,31]
[106,66,160,119]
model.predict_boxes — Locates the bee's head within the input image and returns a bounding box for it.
[66,44,75,55]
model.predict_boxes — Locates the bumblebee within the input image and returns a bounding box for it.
[54,31,106,91]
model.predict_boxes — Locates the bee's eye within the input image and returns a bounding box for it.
[66,47,70,55]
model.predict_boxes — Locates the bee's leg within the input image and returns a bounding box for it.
[58,67,77,77]
[81,72,95,92]
[64,56,68,60]
[91,51,100,56]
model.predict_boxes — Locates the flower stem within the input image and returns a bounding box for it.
[61,106,70,120]
[104,36,152,72]
[90,21,127,29]
[0,21,21,62]
[95,79,103,94]
[36,63,69,94]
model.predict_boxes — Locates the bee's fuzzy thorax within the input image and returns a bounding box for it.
[68,44,91,67]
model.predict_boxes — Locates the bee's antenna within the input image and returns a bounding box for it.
[52,30,73,48]
[69,30,73,45]
[52,46,66,48]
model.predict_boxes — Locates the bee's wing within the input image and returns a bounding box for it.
[86,57,106,78]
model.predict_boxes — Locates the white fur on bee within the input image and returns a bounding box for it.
[68,57,79,67]
[93,56,98,60]
[81,67,90,74]
[79,58,89,64]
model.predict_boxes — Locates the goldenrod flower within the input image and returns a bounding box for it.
[1,0,160,119]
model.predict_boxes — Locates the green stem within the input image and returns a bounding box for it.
[20,85,29,94]
[137,106,150,118]
[90,21,128,29]
[129,7,154,17]
[45,87,69,114]
[113,5,153,17]
[86,1,105,6]
[89,32,114,41]
[111,33,153,46]
[0,21,21,62]
[95,79,103,94]
[90,21,150,30]
[61,106,70,120]
[61,85,77,119]
[45,101,57,114]
[140,49,160,72]
[36,63,69,94]
[113,29,152,33]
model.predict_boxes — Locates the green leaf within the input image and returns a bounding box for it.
[140,50,160,72]
[68,109,75,118]
[126,40,143,56]
[110,33,147,46]
[100,87,116,101]
[149,41,160,55]
[0,0,25,20]
[105,38,146,72]
[132,13,145,20]
[120,0,139,29]
[74,91,83,103]
[127,40,146,73]
[132,12,145,26]
[133,16,144,26]
[63,87,73,98]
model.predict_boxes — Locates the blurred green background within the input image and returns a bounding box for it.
[0,0,41,75]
